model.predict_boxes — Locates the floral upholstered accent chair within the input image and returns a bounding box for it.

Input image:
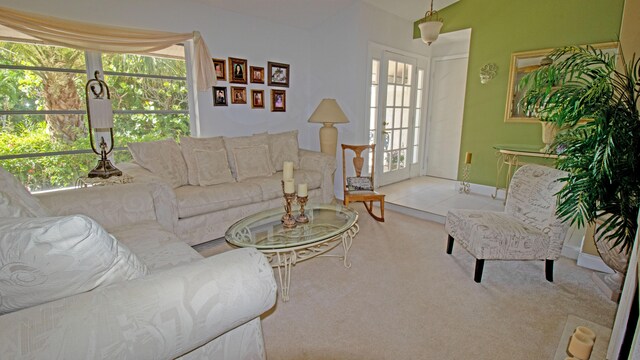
[445,164,569,283]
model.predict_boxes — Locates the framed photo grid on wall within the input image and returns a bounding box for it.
[213,86,228,106]
[228,57,248,84]
[267,61,290,87]
[271,89,286,112]
[251,89,265,109]
[212,58,226,81]
[231,86,247,104]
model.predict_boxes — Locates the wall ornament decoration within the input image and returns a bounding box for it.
[479,63,497,84]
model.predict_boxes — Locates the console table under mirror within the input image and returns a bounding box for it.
[492,144,559,204]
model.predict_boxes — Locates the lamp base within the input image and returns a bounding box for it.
[319,123,338,156]
[88,158,123,178]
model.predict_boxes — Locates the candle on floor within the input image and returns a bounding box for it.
[284,179,295,194]
[567,331,593,360]
[283,161,294,181]
[298,183,307,197]
[465,152,472,164]
[575,326,596,342]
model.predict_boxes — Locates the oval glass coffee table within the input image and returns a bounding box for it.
[225,204,359,302]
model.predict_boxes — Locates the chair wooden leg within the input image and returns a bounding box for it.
[545,259,554,282]
[446,235,454,254]
[474,259,485,283]
[363,200,385,222]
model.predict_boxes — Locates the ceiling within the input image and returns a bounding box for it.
[188,0,458,30]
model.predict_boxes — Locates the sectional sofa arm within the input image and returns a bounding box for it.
[35,181,177,232]
[0,248,277,360]
[299,149,337,203]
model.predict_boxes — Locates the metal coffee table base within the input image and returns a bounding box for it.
[263,224,359,302]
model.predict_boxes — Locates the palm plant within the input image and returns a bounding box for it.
[519,45,639,252]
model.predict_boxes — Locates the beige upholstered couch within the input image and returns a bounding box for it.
[121,131,336,246]
[0,167,277,359]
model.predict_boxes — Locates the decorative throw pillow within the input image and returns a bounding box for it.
[0,167,49,217]
[128,139,188,188]
[179,136,229,185]
[233,145,275,181]
[194,148,234,186]
[0,215,148,314]
[347,176,373,191]
[223,133,273,179]
[0,192,38,218]
[268,130,300,171]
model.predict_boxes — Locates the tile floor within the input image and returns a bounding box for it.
[378,176,505,223]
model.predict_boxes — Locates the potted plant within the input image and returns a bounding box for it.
[519,45,639,296]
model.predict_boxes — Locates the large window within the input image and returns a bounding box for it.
[0,40,190,191]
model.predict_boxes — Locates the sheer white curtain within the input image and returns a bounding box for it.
[0,6,215,91]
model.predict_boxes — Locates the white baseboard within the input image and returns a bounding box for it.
[561,245,580,260]
[576,253,615,274]
[466,182,506,200]
[385,202,446,224]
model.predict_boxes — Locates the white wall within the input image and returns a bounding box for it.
[3,0,314,144]
[308,2,432,197]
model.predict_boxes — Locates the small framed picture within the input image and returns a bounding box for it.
[251,89,265,109]
[213,86,228,106]
[231,86,247,104]
[212,58,226,81]
[271,89,286,112]
[228,57,248,84]
[250,66,264,83]
[268,61,290,87]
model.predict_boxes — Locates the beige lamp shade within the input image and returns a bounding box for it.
[308,99,349,155]
[88,97,114,129]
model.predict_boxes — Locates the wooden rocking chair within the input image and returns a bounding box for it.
[341,144,385,222]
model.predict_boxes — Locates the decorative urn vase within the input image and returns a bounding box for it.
[540,121,559,152]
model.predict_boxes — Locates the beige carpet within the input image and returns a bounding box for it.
[197,203,617,360]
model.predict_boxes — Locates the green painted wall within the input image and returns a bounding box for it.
[415,0,624,186]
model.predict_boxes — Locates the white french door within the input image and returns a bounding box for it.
[374,51,424,186]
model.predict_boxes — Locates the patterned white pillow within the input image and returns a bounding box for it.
[268,130,300,171]
[233,145,275,181]
[0,215,148,314]
[223,133,272,179]
[179,136,229,185]
[194,148,234,186]
[128,139,188,188]
[0,167,49,217]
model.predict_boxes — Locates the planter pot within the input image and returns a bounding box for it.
[592,219,631,302]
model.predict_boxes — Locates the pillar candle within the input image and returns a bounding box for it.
[465,152,472,164]
[284,179,295,193]
[283,161,294,181]
[567,332,594,360]
[298,183,307,197]
[575,326,596,342]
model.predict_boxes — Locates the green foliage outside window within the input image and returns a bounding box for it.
[0,41,190,191]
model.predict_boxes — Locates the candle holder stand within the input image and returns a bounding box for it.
[459,163,471,194]
[296,195,309,223]
[282,192,297,228]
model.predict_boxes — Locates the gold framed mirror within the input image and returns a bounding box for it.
[504,42,619,123]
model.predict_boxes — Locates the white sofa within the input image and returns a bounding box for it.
[121,131,336,246]
[0,167,277,360]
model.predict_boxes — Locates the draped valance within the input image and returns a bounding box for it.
[0,6,215,91]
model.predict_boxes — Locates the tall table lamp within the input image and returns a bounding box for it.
[308,99,349,156]
[85,70,122,178]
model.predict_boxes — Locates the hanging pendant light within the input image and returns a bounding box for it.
[418,0,443,46]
